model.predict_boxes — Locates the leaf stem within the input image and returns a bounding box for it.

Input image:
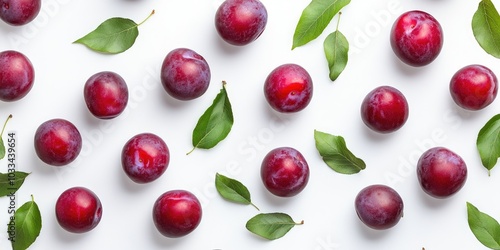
[296,220,305,225]
[186,147,196,155]
[137,9,155,27]
[336,12,342,31]
[250,202,260,211]
[0,114,12,137]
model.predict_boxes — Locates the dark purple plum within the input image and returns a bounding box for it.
[55,187,103,233]
[261,147,309,197]
[34,119,82,166]
[355,184,404,230]
[215,0,268,46]
[390,10,443,67]
[360,85,409,133]
[264,63,313,113]
[417,147,467,198]
[121,133,170,184]
[153,190,202,238]
[450,64,498,111]
[84,71,129,119]
[0,50,34,102]
[160,48,211,101]
[0,0,41,26]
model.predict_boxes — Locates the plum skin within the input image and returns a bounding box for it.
[260,147,310,197]
[355,184,404,230]
[152,190,202,238]
[84,71,129,119]
[55,187,103,233]
[0,0,41,26]
[264,63,313,113]
[449,64,498,111]
[417,147,467,199]
[34,119,82,166]
[390,10,443,67]
[121,133,170,184]
[215,0,268,46]
[0,50,35,102]
[360,85,409,133]
[160,48,211,101]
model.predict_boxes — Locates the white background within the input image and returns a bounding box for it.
[0,0,499,249]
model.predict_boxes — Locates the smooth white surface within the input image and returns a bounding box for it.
[0,0,499,249]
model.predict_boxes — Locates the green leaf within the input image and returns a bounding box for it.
[477,114,500,175]
[314,130,365,174]
[11,195,42,250]
[324,30,348,81]
[472,0,500,58]
[187,82,233,154]
[0,172,30,197]
[74,10,154,54]
[292,0,351,49]
[215,173,259,210]
[0,137,4,160]
[245,213,303,240]
[0,114,13,160]
[466,202,500,249]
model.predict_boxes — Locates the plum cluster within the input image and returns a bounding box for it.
[0,0,498,243]
[0,0,272,238]
[354,9,496,231]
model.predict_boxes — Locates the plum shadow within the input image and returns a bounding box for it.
[52,219,90,244]
[258,184,295,208]
[149,215,184,248]
[391,54,430,78]
[355,216,393,240]
[213,32,245,56]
